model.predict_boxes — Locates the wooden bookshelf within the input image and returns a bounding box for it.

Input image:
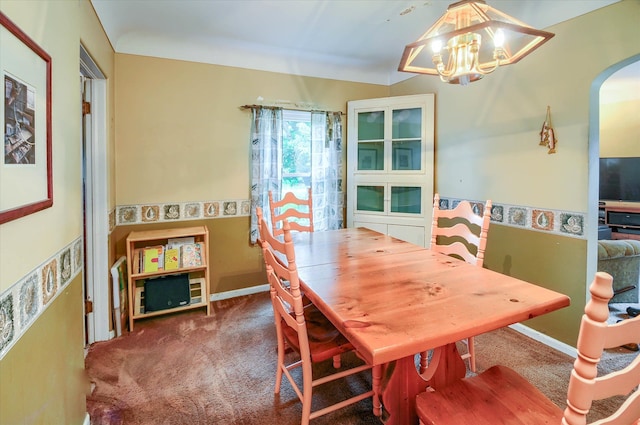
[125,226,210,331]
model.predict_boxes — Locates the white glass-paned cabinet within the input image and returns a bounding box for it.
[347,94,434,247]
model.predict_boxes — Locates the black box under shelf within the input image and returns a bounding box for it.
[144,274,191,312]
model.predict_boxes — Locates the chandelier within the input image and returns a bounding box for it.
[398,0,555,85]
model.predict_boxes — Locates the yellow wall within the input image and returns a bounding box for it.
[600,94,640,158]
[0,0,114,423]
[390,0,639,345]
[0,276,85,425]
[114,54,388,204]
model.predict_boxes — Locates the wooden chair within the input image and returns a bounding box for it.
[420,193,492,374]
[257,208,381,424]
[268,188,314,237]
[415,272,640,425]
[563,272,640,425]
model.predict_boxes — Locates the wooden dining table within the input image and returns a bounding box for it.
[291,227,571,425]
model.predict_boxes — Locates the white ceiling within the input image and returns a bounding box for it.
[91,0,620,85]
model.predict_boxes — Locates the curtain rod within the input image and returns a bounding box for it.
[239,104,345,115]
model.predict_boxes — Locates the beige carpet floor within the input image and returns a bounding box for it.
[85,292,636,425]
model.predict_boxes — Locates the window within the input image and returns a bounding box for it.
[281,110,311,199]
[249,106,343,243]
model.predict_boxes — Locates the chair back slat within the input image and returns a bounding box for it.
[263,248,296,308]
[431,242,480,265]
[591,391,639,425]
[266,263,305,334]
[563,272,640,425]
[602,318,640,350]
[434,223,482,246]
[269,188,314,236]
[593,356,640,401]
[430,193,491,268]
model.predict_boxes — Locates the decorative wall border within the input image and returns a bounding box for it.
[439,197,587,240]
[0,237,83,360]
[113,199,251,227]
[109,197,586,239]
[112,197,586,240]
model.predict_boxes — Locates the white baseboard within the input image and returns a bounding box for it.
[209,284,269,302]
[509,323,577,358]
[83,412,91,425]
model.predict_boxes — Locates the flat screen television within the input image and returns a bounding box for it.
[599,157,640,202]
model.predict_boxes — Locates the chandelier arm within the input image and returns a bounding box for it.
[476,57,500,74]
[469,2,492,22]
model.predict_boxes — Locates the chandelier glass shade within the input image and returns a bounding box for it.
[398,0,555,85]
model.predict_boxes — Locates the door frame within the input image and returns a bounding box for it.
[80,45,110,344]
[587,53,640,302]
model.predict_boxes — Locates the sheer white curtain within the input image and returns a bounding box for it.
[249,107,343,244]
[311,111,343,231]
[249,107,282,244]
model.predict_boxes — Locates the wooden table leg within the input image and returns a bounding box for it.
[421,343,467,390]
[381,356,428,425]
[380,343,466,425]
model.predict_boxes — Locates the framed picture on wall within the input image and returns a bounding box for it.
[1,12,52,225]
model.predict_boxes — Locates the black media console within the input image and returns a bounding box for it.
[600,203,640,239]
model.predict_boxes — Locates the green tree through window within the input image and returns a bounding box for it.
[282,110,311,198]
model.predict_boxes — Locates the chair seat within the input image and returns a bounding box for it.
[282,304,354,363]
[415,365,563,425]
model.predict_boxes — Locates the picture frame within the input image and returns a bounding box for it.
[1,12,52,225]
[110,256,129,337]
[358,148,378,170]
[394,147,413,170]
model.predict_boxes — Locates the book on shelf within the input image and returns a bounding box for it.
[167,236,195,248]
[164,248,180,270]
[181,243,202,267]
[143,245,164,272]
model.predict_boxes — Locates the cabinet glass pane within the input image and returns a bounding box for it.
[392,108,422,139]
[357,185,384,212]
[391,186,421,214]
[392,140,421,171]
[358,142,384,171]
[358,111,384,140]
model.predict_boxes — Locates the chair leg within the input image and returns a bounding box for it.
[372,365,382,417]
[419,350,429,374]
[468,336,476,373]
[301,361,314,425]
[333,354,341,368]
[274,339,285,394]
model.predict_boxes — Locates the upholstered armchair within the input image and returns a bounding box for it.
[597,239,640,303]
